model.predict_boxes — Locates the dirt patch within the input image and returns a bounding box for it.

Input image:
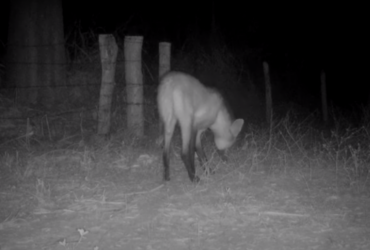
[0,137,370,249]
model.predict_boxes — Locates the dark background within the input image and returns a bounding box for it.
[0,1,367,111]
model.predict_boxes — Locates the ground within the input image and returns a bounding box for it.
[0,133,369,250]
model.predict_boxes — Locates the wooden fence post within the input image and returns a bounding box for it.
[263,61,272,124]
[97,34,118,135]
[159,42,171,77]
[321,70,328,123]
[125,36,144,137]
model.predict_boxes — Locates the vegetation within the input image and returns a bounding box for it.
[0,29,369,249]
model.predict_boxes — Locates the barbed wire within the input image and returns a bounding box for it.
[0,81,160,90]
[0,100,158,122]
[0,38,251,124]
[4,58,153,66]
[5,36,169,48]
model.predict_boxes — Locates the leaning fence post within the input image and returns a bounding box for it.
[97,34,118,136]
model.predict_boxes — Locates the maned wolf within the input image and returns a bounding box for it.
[157,71,244,182]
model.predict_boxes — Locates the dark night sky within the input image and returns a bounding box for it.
[65,1,368,107]
[0,1,367,108]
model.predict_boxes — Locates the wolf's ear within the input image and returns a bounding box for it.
[230,119,244,137]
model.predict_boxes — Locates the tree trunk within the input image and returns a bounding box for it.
[7,0,38,103]
[7,0,66,107]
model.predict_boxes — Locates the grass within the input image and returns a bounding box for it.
[0,108,370,249]
[0,31,369,249]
